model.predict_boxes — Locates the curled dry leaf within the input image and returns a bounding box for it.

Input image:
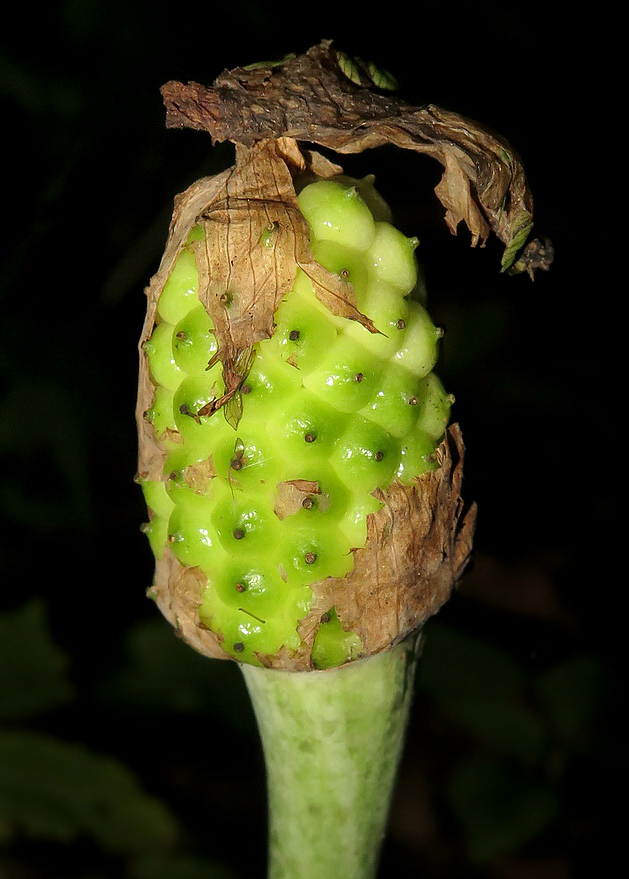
[161,39,552,275]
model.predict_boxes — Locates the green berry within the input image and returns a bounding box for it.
[172,305,217,375]
[145,322,185,391]
[142,515,170,560]
[330,174,393,223]
[141,478,174,520]
[210,483,281,557]
[358,363,427,438]
[157,247,200,324]
[279,525,353,586]
[395,428,439,484]
[302,337,384,414]
[298,180,375,251]
[212,559,289,618]
[330,416,400,494]
[343,281,410,358]
[144,385,176,438]
[266,389,347,461]
[173,371,228,445]
[309,240,369,299]
[266,287,338,374]
[167,494,224,571]
[365,221,418,294]
[339,492,383,548]
[312,608,363,670]
[414,373,453,440]
[213,432,282,495]
[392,301,441,377]
[234,348,302,423]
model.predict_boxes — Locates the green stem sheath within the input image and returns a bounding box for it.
[240,631,422,879]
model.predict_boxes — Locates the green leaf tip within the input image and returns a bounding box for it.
[335,50,398,91]
[500,211,534,273]
[242,53,296,71]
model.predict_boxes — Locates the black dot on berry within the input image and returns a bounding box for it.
[289,329,300,341]
[340,269,350,278]
[304,432,316,443]
[235,582,246,593]
[176,330,186,340]
[397,319,406,330]
[241,384,251,395]
[233,642,245,653]
[304,551,317,564]
[409,396,418,406]
[233,528,245,540]
[230,458,243,471]
[302,496,315,509]
[354,372,364,383]
[320,612,331,624]
[374,451,384,462]
[179,403,190,414]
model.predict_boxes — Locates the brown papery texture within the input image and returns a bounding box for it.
[161,40,552,277]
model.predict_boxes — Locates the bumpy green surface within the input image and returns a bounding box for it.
[141,176,451,667]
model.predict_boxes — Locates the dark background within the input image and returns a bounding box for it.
[1,4,612,879]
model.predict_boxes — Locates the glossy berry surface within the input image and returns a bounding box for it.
[141,176,450,667]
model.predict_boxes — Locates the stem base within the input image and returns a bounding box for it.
[241,633,421,879]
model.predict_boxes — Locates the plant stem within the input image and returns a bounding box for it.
[240,631,422,879]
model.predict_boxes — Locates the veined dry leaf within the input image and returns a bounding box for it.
[161,40,552,277]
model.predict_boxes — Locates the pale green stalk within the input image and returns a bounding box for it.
[240,631,422,879]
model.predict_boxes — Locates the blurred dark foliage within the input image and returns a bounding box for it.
[0,4,612,878]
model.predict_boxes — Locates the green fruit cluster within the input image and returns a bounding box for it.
[141,177,452,667]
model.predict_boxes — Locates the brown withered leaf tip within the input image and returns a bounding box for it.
[161,39,552,276]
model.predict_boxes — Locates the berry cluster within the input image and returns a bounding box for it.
[141,177,451,667]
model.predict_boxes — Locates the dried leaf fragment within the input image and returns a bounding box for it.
[274,480,322,520]
[189,138,376,424]
[161,40,551,276]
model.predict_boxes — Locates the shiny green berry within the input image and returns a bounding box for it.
[298,180,375,251]
[312,608,363,670]
[157,247,200,324]
[145,323,185,391]
[365,222,418,294]
[172,305,217,375]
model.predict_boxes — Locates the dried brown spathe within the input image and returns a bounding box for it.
[161,40,552,277]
